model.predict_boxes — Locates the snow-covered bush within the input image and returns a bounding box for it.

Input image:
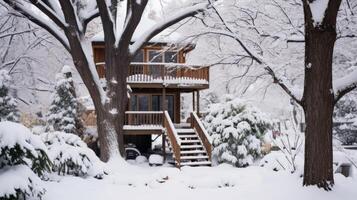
[202,96,272,167]
[41,131,105,178]
[334,94,357,145]
[0,70,20,122]
[46,66,84,136]
[0,121,51,200]
[0,165,45,200]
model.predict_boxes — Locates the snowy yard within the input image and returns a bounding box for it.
[1,0,357,199]
[44,162,357,200]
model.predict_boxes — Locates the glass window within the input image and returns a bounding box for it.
[130,95,137,111]
[133,50,144,62]
[138,95,149,111]
[148,50,163,63]
[131,50,144,75]
[152,95,161,111]
[148,50,163,78]
[166,96,174,120]
[165,51,178,63]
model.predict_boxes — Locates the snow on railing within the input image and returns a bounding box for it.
[96,62,209,85]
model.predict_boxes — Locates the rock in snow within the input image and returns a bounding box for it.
[149,154,164,166]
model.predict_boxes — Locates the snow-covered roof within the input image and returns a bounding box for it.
[92,16,182,44]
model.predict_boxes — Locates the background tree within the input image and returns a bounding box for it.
[0,5,68,109]
[333,92,357,145]
[189,0,357,189]
[47,66,84,135]
[0,70,19,122]
[2,0,213,161]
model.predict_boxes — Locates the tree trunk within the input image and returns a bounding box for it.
[96,107,120,161]
[302,25,336,190]
[301,0,343,189]
[104,47,130,158]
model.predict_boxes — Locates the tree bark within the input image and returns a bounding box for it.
[301,0,342,189]
[303,28,335,189]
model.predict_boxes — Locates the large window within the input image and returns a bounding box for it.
[148,50,178,78]
[148,50,178,63]
[129,94,175,120]
[131,50,144,75]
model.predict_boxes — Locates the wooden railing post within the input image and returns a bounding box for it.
[191,112,212,160]
[163,111,181,168]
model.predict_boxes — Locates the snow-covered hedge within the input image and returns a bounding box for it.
[0,121,51,200]
[41,131,105,178]
[0,121,51,176]
[0,165,45,200]
[202,97,272,167]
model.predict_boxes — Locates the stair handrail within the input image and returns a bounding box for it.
[191,112,212,160]
[163,111,181,167]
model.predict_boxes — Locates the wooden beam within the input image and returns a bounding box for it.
[162,134,166,162]
[162,87,167,111]
[197,90,200,117]
[192,91,196,112]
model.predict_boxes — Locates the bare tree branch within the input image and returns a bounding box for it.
[130,2,211,56]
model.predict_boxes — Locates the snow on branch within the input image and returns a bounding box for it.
[4,0,70,51]
[208,2,303,105]
[265,65,302,105]
[308,0,330,26]
[96,0,115,44]
[334,68,357,102]
[129,2,211,55]
[28,0,68,30]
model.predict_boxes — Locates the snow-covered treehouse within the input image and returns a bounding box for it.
[90,18,212,167]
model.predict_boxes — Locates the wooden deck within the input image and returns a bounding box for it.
[123,111,164,135]
[96,62,209,89]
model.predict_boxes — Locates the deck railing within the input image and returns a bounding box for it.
[124,111,163,126]
[96,62,209,84]
[163,111,181,167]
[191,112,212,160]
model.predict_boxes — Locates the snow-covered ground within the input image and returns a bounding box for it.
[44,161,357,200]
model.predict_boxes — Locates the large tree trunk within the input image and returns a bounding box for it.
[301,0,341,189]
[96,107,120,161]
[303,28,335,189]
[103,46,130,158]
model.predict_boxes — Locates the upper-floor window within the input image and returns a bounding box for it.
[133,50,144,62]
[148,50,178,63]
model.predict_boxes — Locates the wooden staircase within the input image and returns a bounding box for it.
[164,111,212,168]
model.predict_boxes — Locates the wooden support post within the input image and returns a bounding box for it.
[162,87,167,162]
[162,133,166,162]
[162,87,167,111]
[192,91,196,112]
[197,90,200,117]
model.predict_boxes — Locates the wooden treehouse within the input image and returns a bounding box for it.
[90,23,212,167]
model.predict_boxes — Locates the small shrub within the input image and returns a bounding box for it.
[203,96,271,167]
[41,131,105,178]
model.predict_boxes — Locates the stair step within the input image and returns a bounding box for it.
[181,140,201,144]
[176,128,195,133]
[180,145,204,149]
[181,155,208,160]
[179,135,199,139]
[181,149,206,154]
[180,161,212,166]
[174,123,191,128]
